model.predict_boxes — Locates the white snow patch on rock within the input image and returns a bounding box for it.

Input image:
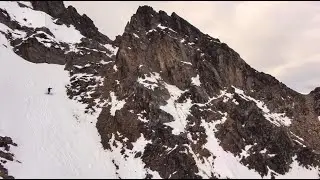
[137,72,161,91]
[137,113,148,123]
[232,86,292,127]
[103,43,118,56]
[11,29,27,40]
[157,24,177,33]
[275,156,319,179]
[73,65,83,69]
[196,115,262,179]
[99,60,113,65]
[219,90,234,103]
[0,1,83,44]
[260,148,267,154]
[232,99,239,105]
[191,74,201,87]
[133,33,139,38]
[160,84,192,135]
[290,132,306,147]
[113,65,118,72]
[187,133,198,144]
[181,61,192,65]
[109,92,126,116]
[239,145,253,159]
[68,46,113,56]
[106,133,160,179]
[146,29,156,34]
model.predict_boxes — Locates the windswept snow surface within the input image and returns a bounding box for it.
[0,33,116,178]
[0,1,83,44]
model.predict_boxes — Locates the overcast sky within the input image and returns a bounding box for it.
[65,1,320,94]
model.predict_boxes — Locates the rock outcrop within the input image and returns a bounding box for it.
[31,1,111,44]
[0,136,18,179]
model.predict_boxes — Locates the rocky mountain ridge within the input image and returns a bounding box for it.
[0,1,319,179]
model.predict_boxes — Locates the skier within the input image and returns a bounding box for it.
[47,87,52,94]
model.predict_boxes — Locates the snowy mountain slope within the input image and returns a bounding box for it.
[0,22,118,179]
[0,1,83,44]
[0,1,320,179]
[0,2,159,178]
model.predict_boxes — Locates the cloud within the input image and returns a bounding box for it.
[65,1,320,94]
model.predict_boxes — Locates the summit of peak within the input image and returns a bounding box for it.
[136,5,156,15]
[125,5,204,39]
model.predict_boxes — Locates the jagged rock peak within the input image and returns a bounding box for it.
[125,5,157,32]
[170,11,202,37]
[136,5,156,15]
[310,87,320,95]
[310,87,320,115]
[126,5,214,42]
[30,1,111,44]
[31,1,65,17]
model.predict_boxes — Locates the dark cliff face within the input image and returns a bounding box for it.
[96,5,320,178]
[117,6,297,96]
[31,1,111,44]
[112,4,320,146]
[310,87,320,116]
[1,2,320,179]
